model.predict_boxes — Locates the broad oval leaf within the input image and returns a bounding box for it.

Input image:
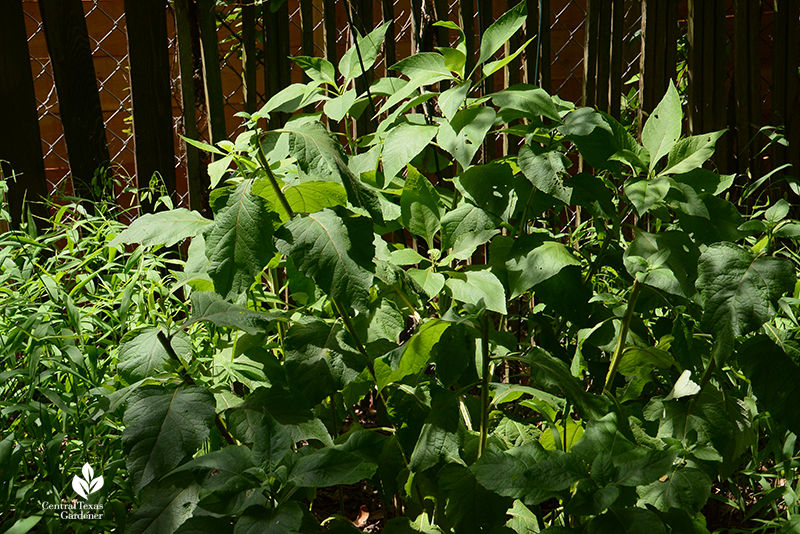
[128,484,200,534]
[111,208,212,249]
[289,447,378,487]
[401,164,443,247]
[123,386,216,493]
[383,123,439,180]
[642,81,681,173]
[446,270,508,314]
[182,291,285,336]
[203,180,279,300]
[696,243,795,360]
[274,208,375,312]
[118,327,192,383]
[478,1,527,65]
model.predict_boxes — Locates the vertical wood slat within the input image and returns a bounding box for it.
[479,0,496,161]
[264,1,291,128]
[411,0,423,54]
[525,0,539,86]
[38,0,109,202]
[583,0,600,107]
[639,0,679,128]
[352,0,374,139]
[197,0,227,147]
[0,0,50,228]
[687,0,702,134]
[772,0,800,176]
[124,0,176,212]
[505,0,523,156]
[609,0,624,118]
[299,0,314,112]
[539,0,551,93]
[323,0,338,67]
[381,0,396,74]
[734,0,761,174]
[459,0,475,79]
[175,0,203,213]
[711,0,728,173]
[241,0,257,114]
[595,0,612,111]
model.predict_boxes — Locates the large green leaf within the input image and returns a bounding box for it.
[505,499,541,533]
[123,387,216,493]
[384,123,439,180]
[454,162,517,222]
[492,84,561,122]
[227,386,333,446]
[392,52,452,80]
[234,502,304,534]
[253,178,347,222]
[624,176,670,215]
[622,230,700,299]
[281,121,383,223]
[478,2,527,65]
[472,444,584,505]
[518,146,573,205]
[275,208,375,312]
[409,391,464,471]
[225,409,292,473]
[183,291,284,335]
[167,446,259,506]
[118,327,192,383]
[439,464,511,533]
[505,238,582,300]
[642,81,681,174]
[127,484,200,534]
[439,80,472,122]
[437,106,497,169]
[637,467,712,514]
[338,21,391,81]
[111,208,212,248]
[375,319,450,390]
[696,243,795,359]
[289,447,378,487]
[440,202,499,250]
[174,517,234,534]
[284,317,367,405]
[446,270,508,314]
[401,164,443,247]
[203,180,278,299]
[661,130,725,176]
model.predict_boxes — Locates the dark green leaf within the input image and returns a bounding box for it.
[696,243,795,360]
[234,502,304,534]
[401,164,443,247]
[586,507,667,534]
[203,180,279,299]
[518,146,572,204]
[284,317,367,405]
[438,106,497,169]
[478,2,527,65]
[454,162,517,222]
[183,291,284,335]
[290,447,378,487]
[275,208,375,312]
[123,387,216,493]
[118,327,192,383]
[384,123,439,180]
[127,484,200,534]
[637,467,712,514]
[439,464,511,533]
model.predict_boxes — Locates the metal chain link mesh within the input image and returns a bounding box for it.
[23,0,619,208]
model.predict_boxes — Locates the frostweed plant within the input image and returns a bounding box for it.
[9,4,799,533]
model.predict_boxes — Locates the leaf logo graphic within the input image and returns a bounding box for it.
[72,463,104,500]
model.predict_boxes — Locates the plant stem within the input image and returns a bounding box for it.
[157,330,236,445]
[478,313,492,458]
[603,278,642,393]
[255,139,294,219]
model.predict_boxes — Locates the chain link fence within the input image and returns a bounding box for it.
[23,0,628,210]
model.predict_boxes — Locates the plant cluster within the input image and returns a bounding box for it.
[3,4,800,534]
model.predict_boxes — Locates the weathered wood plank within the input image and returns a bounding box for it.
[686,0,703,134]
[772,0,800,177]
[175,0,203,213]
[609,0,624,117]
[479,0,496,161]
[381,0,396,74]
[197,0,227,147]
[39,0,110,203]
[596,0,612,112]
[124,0,176,212]
[241,0,257,113]
[734,0,761,175]
[583,0,600,107]
[0,0,50,228]
[323,0,338,66]
[540,0,551,92]
[460,0,475,79]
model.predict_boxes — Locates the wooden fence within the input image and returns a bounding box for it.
[0,0,797,228]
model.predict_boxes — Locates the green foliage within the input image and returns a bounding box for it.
[4,5,800,533]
